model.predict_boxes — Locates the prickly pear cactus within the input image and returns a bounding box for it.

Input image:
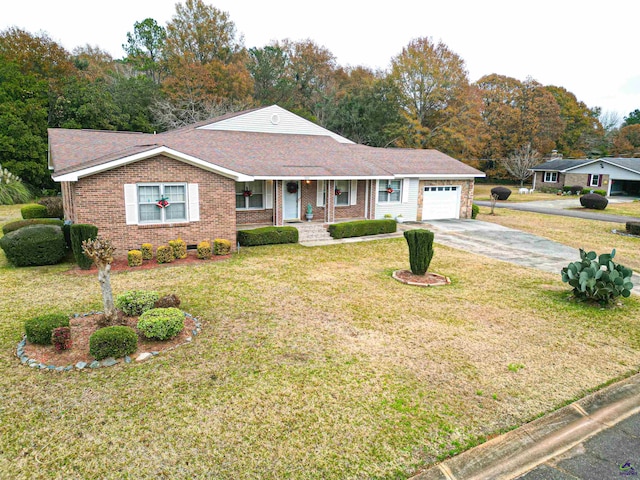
[561,249,634,304]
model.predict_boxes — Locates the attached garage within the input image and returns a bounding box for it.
[421,186,460,220]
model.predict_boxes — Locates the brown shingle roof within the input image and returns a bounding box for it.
[49,111,483,179]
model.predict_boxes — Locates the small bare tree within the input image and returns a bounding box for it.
[82,237,117,323]
[500,143,540,186]
[489,193,499,215]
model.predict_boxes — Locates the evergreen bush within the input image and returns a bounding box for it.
[580,193,608,210]
[128,250,143,267]
[137,307,185,341]
[2,218,63,235]
[214,238,231,255]
[24,313,69,345]
[471,204,479,219]
[156,245,173,263]
[21,204,48,219]
[89,326,138,360]
[237,227,298,246]
[115,290,159,316]
[169,238,187,259]
[140,243,153,260]
[626,221,640,236]
[197,241,211,259]
[490,186,512,201]
[328,220,396,239]
[403,229,435,275]
[0,225,66,266]
[70,224,98,269]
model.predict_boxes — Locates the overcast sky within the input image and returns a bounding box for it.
[3,0,638,120]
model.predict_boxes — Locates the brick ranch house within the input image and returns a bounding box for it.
[48,105,484,254]
[531,157,640,196]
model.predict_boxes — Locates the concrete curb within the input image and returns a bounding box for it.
[410,372,640,480]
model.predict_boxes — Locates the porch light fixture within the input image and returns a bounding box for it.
[304,179,311,184]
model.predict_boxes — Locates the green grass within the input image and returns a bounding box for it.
[474,184,561,202]
[2,204,640,478]
[603,200,640,217]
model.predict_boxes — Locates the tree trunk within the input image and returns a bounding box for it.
[97,264,117,321]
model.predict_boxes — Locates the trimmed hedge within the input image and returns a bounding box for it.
[128,250,143,267]
[156,245,173,263]
[70,223,98,269]
[169,238,187,259]
[471,204,479,219]
[141,243,153,260]
[490,186,512,201]
[328,219,396,239]
[214,238,232,255]
[24,313,70,345]
[2,218,64,235]
[116,290,159,316]
[626,222,640,236]
[89,326,138,360]
[137,307,185,341]
[580,193,608,210]
[21,204,48,219]
[0,225,66,266]
[197,241,212,259]
[238,226,298,246]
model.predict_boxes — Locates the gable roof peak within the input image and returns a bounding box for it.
[196,105,354,144]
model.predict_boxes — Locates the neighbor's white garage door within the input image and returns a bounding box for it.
[422,186,460,220]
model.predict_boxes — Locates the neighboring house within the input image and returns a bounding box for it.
[48,105,484,254]
[531,157,640,196]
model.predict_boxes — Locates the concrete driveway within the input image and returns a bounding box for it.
[420,219,640,294]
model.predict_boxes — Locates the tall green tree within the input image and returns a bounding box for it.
[623,109,640,126]
[0,57,49,189]
[123,18,166,83]
[247,45,293,106]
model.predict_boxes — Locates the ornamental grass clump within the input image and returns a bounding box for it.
[115,290,159,316]
[0,165,31,205]
[403,229,434,275]
[561,248,634,305]
[89,326,138,360]
[137,307,185,341]
[25,313,70,345]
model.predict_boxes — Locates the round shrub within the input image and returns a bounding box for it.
[490,186,512,201]
[24,313,69,345]
[2,218,64,235]
[21,204,48,219]
[154,294,181,309]
[89,326,138,360]
[137,307,185,341]
[471,204,479,219]
[569,185,583,195]
[115,290,159,316]
[128,250,143,267]
[141,243,153,260]
[0,224,66,266]
[580,193,608,210]
[37,197,63,218]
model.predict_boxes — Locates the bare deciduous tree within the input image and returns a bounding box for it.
[501,143,540,186]
[151,98,248,130]
[82,237,117,323]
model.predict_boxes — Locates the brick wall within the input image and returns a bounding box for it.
[69,155,237,257]
[535,171,564,190]
[335,180,366,219]
[236,209,273,225]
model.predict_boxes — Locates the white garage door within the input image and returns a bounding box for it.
[422,186,460,220]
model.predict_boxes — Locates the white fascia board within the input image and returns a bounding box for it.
[252,175,393,180]
[398,173,485,179]
[563,158,640,175]
[52,146,253,182]
[562,159,600,172]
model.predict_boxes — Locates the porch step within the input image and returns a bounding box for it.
[294,223,333,243]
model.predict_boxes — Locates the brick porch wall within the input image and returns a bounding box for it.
[335,180,367,219]
[70,155,237,257]
[237,209,273,225]
[416,179,474,220]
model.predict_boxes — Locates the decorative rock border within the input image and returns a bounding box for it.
[612,229,640,238]
[16,311,201,372]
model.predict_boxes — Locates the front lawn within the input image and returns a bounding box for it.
[2,209,640,478]
[474,184,562,202]
[478,207,640,272]
[603,200,640,218]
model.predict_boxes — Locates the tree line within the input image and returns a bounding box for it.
[1,0,639,191]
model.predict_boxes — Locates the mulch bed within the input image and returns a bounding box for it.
[23,313,197,366]
[64,250,231,275]
[392,270,451,287]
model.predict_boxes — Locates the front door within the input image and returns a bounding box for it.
[283,181,299,220]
